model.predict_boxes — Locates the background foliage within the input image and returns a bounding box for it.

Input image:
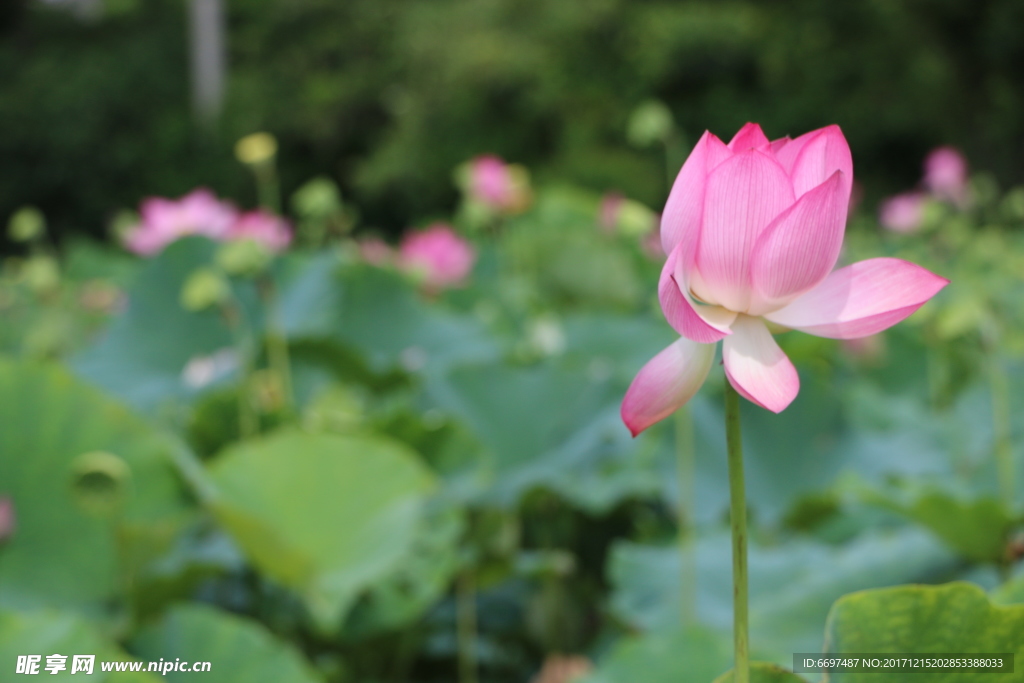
[3,0,1024,244]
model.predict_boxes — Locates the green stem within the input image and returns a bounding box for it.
[457,570,478,683]
[260,276,294,415]
[675,406,697,627]
[990,351,1014,509]
[724,380,749,683]
[254,162,281,214]
[220,301,257,439]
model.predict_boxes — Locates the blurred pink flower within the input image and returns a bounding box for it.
[878,192,926,233]
[923,146,969,205]
[598,193,625,234]
[398,224,476,290]
[470,155,515,207]
[622,123,949,435]
[840,333,886,364]
[227,210,293,253]
[466,155,531,212]
[0,496,14,542]
[640,222,665,261]
[358,237,394,266]
[125,189,238,255]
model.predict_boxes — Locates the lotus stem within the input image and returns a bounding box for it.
[219,300,258,439]
[982,323,1014,510]
[990,351,1014,509]
[254,162,281,215]
[259,276,294,416]
[724,380,749,683]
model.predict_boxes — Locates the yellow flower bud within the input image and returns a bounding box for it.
[235,132,278,165]
[8,207,46,243]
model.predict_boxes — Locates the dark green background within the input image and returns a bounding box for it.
[3,0,1023,243]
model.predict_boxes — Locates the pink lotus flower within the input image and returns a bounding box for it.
[398,224,476,290]
[226,210,292,253]
[599,193,625,234]
[470,155,517,208]
[878,191,927,233]
[923,146,969,205]
[466,155,531,213]
[0,496,14,542]
[841,333,886,364]
[125,189,238,255]
[622,123,948,435]
[640,226,666,262]
[357,237,394,266]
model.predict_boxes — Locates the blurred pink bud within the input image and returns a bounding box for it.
[227,210,292,253]
[125,189,238,255]
[358,237,394,266]
[598,193,625,234]
[878,192,926,233]
[470,155,515,207]
[398,224,476,290]
[923,146,968,205]
[840,333,886,364]
[641,221,666,261]
[0,496,14,542]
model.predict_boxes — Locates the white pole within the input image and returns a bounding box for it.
[189,0,226,126]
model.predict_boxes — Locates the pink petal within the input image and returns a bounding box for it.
[748,171,848,315]
[722,316,800,413]
[727,123,771,152]
[773,127,822,172]
[776,125,853,201]
[621,337,716,436]
[692,150,795,312]
[764,258,949,339]
[770,136,792,155]
[659,243,734,343]
[661,131,731,256]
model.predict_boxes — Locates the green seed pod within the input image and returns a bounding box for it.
[8,207,46,243]
[180,267,230,311]
[22,255,60,295]
[70,451,131,518]
[627,99,675,148]
[216,239,272,276]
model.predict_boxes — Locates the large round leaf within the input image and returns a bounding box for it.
[0,360,188,615]
[425,357,663,510]
[73,237,256,413]
[825,582,1024,683]
[343,504,464,638]
[0,609,158,682]
[279,259,499,377]
[608,528,957,659]
[583,627,732,683]
[856,483,1013,563]
[130,604,322,683]
[205,430,435,628]
[713,663,810,683]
